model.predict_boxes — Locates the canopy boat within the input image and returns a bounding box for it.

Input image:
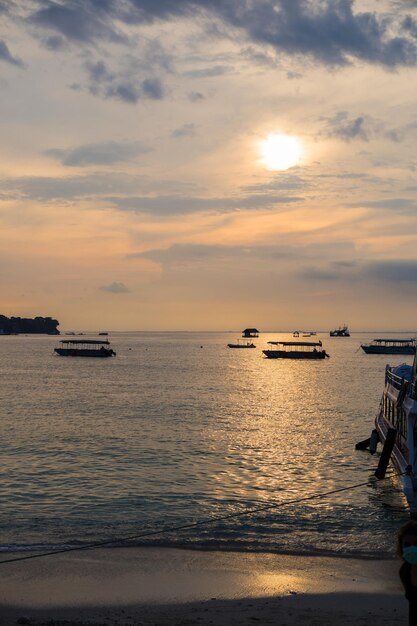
[361,338,416,355]
[263,340,329,359]
[370,356,417,515]
[330,325,350,337]
[55,339,116,357]
[228,339,256,348]
[242,328,259,338]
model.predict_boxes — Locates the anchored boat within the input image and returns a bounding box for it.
[330,325,350,337]
[55,339,116,357]
[228,339,256,348]
[263,340,329,359]
[368,355,417,515]
[360,338,416,355]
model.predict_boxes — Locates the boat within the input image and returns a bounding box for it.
[54,339,116,357]
[371,355,417,514]
[242,328,259,338]
[293,331,300,337]
[263,340,330,359]
[228,339,256,348]
[361,338,416,355]
[330,325,350,337]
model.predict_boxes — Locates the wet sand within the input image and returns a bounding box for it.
[0,547,407,625]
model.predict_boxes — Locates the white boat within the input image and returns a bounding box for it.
[228,339,256,348]
[372,355,417,514]
[263,340,329,359]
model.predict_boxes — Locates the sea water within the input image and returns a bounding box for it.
[0,332,412,558]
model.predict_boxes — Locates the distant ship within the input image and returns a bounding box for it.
[329,325,350,337]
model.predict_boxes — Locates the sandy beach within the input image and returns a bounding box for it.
[0,547,407,625]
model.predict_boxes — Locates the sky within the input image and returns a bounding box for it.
[2,0,417,331]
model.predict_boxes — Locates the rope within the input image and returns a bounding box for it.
[0,468,404,566]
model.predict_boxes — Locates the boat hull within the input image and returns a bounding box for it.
[262,350,327,359]
[54,348,115,357]
[228,344,255,348]
[361,346,416,354]
[374,407,417,512]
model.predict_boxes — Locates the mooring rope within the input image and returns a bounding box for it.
[0,468,404,566]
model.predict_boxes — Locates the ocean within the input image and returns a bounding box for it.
[0,331,412,559]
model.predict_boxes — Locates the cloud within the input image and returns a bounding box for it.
[0,40,23,67]
[183,65,232,78]
[171,124,196,138]
[188,91,205,102]
[347,198,417,213]
[29,1,127,44]
[321,112,372,141]
[129,241,354,264]
[84,59,165,104]
[99,282,131,293]
[25,1,417,69]
[365,260,417,283]
[106,192,303,216]
[45,141,152,167]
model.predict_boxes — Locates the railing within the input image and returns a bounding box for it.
[386,369,404,391]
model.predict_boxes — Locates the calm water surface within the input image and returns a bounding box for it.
[0,332,413,557]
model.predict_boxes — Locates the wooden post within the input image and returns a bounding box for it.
[374,428,397,480]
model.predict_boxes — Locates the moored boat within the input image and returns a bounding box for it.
[330,325,350,337]
[371,356,417,514]
[228,339,256,348]
[361,338,416,355]
[263,340,329,359]
[55,339,116,357]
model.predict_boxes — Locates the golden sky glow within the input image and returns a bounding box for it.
[1,1,417,330]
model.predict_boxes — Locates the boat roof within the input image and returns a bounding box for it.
[59,339,110,345]
[267,341,323,347]
[374,338,414,343]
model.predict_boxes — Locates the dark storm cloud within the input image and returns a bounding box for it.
[26,1,417,68]
[45,141,152,167]
[0,40,23,67]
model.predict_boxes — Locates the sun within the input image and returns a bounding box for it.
[260,133,302,171]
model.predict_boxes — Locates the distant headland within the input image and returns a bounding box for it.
[0,315,60,335]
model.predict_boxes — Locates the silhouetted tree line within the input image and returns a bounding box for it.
[0,315,60,334]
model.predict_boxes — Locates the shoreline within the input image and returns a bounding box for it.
[0,546,407,625]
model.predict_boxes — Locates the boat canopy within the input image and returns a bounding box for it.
[59,339,111,345]
[374,338,415,343]
[267,340,323,347]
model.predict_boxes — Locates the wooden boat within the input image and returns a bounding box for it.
[370,357,417,515]
[361,338,416,355]
[228,339,256,348]
[263,340,329,359]
[55,339,116,357]
[330,325,350,337]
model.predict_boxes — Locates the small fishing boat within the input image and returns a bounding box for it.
[366,355,417,515]
[228,339,256,348]
[361,338,416,355]
[54,339,116,357]
[330,325,350,337]
[263,340,329,359]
